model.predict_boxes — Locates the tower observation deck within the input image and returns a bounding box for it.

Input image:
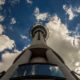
[0,25,78,80]
[31,25,47,39]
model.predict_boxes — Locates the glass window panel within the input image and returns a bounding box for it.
[12,64,65,78]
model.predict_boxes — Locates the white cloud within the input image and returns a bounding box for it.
[26,0,32,4]
[0,24,15,52]
[46,15,80,74]
[75,62,80,67]
[0,50,20,72]
[34,7,49,21]
[63,5,80,20]
[0,24,26,72]
[75,67,80,74]
[0,0,5,5]
[63,5,76,20]
[0,15,5,22]
[0,35,15,52]
[20,35,28,39]
[10,18,16,24]
[74,61,80,76]
[0,24,22,73]
[75,6,80,13]
[0,24,4,34]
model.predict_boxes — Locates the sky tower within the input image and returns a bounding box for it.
[0,24,78,80]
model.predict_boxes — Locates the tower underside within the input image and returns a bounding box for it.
[0,25,78,80]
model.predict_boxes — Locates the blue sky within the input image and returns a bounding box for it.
[0,0,80,77]
[1,0,80,50]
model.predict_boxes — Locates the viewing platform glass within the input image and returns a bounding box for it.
[10,63,65,80]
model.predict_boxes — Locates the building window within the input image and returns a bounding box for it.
[10,63,65,80]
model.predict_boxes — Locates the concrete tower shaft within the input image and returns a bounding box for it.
[31,25,47,39]
[0,25,78,80]
[31,25,48,46]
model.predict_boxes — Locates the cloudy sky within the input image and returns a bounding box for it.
[0,0,80,78]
